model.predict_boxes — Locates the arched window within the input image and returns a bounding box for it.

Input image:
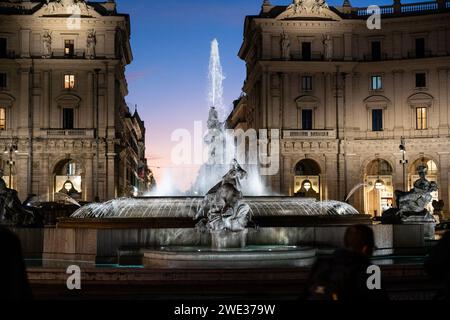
[294,159,321,199]
[54,159,82,200]
[295,159,321,176]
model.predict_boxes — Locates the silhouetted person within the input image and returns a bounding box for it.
[306,225,388,301]
[425,231,450,300]
[0,227,33,300]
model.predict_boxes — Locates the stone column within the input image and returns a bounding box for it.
[87,72,95,128]
[84,154,94,202]
[106,153,117,200]
[438,27,447,56]
[344,73,353,131]
[261,32,272,60]
[438,68,449,132]
[107,65,116,138]
[15,154,29,201]
[105,30,116,58]
[282,73,289,129]
[261,71,269,129]
[18,67,30,132]
[325,153,338,201]
[282,156,292,196]
[392,32,402,59]
[325,73,334,129]
[35,155,50,201]
[42,71,51,128]
[346,154,363,212]
[20,29,31,58]
[344,33,352,61]
[392,70,404,133]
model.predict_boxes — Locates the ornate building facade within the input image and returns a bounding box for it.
[229,0,450,216]
[0,0,152,201]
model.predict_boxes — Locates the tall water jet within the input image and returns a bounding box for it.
[208,39,226,121]
[191,39,269,196]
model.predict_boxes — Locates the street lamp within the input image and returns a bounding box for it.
[399,137,408,191]
[4,142,18,188]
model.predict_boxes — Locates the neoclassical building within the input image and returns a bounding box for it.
[0,0,152,202]
[228,0,450,216]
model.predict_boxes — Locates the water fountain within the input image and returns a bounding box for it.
[55,39,373,268]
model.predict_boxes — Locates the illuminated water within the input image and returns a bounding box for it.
[71,197,359,219]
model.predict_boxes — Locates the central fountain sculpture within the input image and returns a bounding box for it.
[194,159,255,249]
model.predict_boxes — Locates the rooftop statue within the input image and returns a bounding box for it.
[194,159,255,233]
[43,0,90,15]
[287,0,329,16]
[86,29,96,59]
[281,32,291,60]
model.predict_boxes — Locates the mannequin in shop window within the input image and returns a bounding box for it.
[58,180,81,199]
[295,180,319,200]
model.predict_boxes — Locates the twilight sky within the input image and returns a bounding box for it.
[117,0,423,192]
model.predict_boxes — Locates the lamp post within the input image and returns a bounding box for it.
[4,142,18,188]
[399,137,408,191]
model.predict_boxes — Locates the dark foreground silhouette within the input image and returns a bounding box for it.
[306,225,388,301]
[425,231,450,300]
[0,227,33,300]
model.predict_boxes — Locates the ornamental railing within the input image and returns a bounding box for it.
[283,130,336,139]
[353,0,448,17]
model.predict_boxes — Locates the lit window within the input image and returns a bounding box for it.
[302,76,313,91]
[416,107,428,130]
[0,107,6,130]
[64,74,75,89]
[371,76,382,90]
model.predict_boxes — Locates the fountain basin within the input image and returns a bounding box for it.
[143,245,317,269]
[211,230,248,249]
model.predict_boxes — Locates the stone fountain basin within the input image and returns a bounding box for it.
[143,245,317,269]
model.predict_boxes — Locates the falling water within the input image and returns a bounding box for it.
[71,197,360,219]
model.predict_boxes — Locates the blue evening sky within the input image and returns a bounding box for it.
[116,0,425,190]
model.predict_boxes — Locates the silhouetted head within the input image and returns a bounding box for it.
[344,225,375,257]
